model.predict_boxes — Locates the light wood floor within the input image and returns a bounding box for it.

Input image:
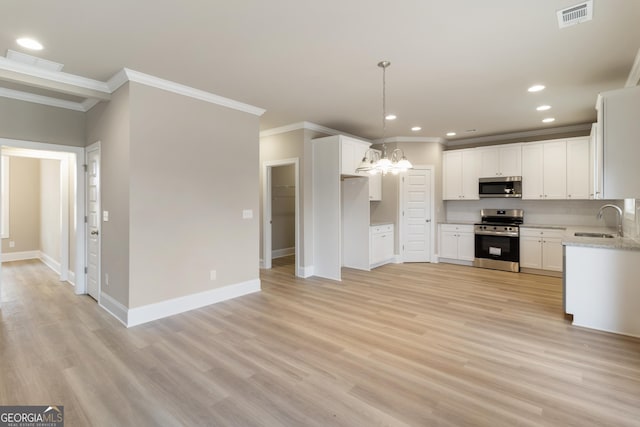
[2,258,640,426]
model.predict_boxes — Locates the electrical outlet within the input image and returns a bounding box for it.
[210,270,217,281]
[242,209,253,219]
[105,273,109,286]
[9,241,15,248]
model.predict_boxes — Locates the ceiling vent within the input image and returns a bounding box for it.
[557,1,593,29]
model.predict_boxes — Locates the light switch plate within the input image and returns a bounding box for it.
[103,211,109,222]
[242,209,253,219]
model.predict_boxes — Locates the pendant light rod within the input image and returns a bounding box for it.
[355,60,413,175]
[378,60,390,143]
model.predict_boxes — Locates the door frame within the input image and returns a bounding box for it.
[262,158,301,276]
[398,165,436,263]
[85,141,101,302]
[0,137,86,297]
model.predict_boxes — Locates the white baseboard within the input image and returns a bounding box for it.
[126,278,261,327]
[393,254,403,264]
[100,292,128,327]
[67,270,76,287]
[39,251,61,274]
[298,265,314,278]
[438,258,474,267]
[272,247,295,259]
[1,250,40,262]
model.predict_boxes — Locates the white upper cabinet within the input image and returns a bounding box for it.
[478,143,522,178]
[340,137,370,176]
[599,86,640,199]
[522,140,566,199]
[589,123,603,199]
[566,137,590,200]
[443,149,479,200]
[369,171,382,201]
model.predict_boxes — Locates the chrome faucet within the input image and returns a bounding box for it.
[597,204,623,237]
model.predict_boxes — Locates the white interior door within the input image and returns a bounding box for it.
[402,168,432,262]
[86,144,100,301]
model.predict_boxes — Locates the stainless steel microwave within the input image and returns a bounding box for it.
[479,176,522,198]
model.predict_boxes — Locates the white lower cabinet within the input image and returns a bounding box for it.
[439,224,475,263]
[370,224,394,268]
[519,228,565,272]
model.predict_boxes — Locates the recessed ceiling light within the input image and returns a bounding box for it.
[542,117,555,123]
[411,126,422,131]
[385,114,397,120]
[528,84,546,92]
[446,132,456,137]
[536,105,551,111]
[16,37,43,50]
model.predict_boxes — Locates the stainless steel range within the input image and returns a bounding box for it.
[473,209,524,272]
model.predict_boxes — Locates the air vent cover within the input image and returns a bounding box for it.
[557,0,593,28]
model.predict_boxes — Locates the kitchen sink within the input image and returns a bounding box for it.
[574,232,616,238]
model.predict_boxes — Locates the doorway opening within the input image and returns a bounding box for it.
[0,138,86,306]
[262,158,300,276]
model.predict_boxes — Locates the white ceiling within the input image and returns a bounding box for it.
[1,0,639,141]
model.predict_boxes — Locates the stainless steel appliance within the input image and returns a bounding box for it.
[479,176,522,198]
[474,209,524,272]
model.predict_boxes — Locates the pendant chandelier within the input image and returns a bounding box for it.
[357,61,413,175]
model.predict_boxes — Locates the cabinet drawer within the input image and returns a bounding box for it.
[440,224,474,233]
[520,228,565,239]
[370,224,393,234]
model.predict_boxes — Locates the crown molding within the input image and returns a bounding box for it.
[106,68,129,92]
[379,136,445,144]
[0,56,111,100]
[0,58,265,116]
[260,121,369,142]
[0,87,86,111]
[445,123,593,146]
[122,68,265,116]
[625,47,640,88]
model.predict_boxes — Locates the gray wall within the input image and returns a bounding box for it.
[0,97,85,146]
[1,157,40,253]
[127,82,260,308]
[85,84,131,307]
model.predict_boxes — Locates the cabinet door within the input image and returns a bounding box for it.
[369,173,382,201]
[353,142,369,176]
[522,144,544,199]
[439,230,459,259]
[458,232,475,261]
[567,138,590,200]
[443,151,462,199]
[499,145,522,177]
[341,140,356,175]
[461,150,480,199]
[542,238,563,272]
[381,230,394,261]
[543,141,567,199]
[478,147,500,178]
[519,235,542,269]
[591,122,604,199]
[371,232,386,265]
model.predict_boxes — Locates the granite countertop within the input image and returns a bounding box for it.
[438,221,477,225]
[562,235,640,251]
[520,224,567,230]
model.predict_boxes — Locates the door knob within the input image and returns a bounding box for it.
[90,230,99,236]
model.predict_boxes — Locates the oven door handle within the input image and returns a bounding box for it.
[474,230,519,237]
